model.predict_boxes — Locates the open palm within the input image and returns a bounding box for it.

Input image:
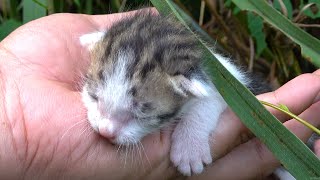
[0,12,173,180]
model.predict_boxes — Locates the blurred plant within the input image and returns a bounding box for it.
[0,0,319,85]
[174,0,319,88]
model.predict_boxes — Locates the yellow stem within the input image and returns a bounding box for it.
[260,100,320,135]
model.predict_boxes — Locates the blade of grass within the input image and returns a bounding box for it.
[0,19,22,41]
[22,0,47,24]
[85,0,93,14]
[110,0,121,12]
[52,0,64,13]
[151,0,320,178]
[9,0,19,19]
[1,0,8,20]
[260,101,320,135]
[232,0,320,67]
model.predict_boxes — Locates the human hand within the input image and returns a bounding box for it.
[0,10,319,180]
[0,11,174,180]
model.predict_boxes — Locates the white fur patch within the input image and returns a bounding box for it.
[117,121,147,144]
[170,75,210,98]
[273,167,296,180]
[80,31,105,50]
[189,79,210,97]
[98,50,133,111]
[213,53,250,86]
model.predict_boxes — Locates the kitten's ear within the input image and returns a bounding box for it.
[79,31,105,51]
[169,75,210,98]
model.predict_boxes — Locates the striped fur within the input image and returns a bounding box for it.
[81,11,264,176]
[84,12,209,134]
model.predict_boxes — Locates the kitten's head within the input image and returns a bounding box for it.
[81,12,210,145]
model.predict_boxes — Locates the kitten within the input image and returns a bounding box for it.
[80,11,268,176]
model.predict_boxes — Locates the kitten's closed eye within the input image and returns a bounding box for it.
[140,102,153,112]
[132,101,153,112]
[88,92,98,101]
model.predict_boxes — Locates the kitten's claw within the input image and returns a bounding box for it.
[170,129,212,176]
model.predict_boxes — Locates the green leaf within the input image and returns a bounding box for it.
[273,0,293,19]
[225,0,241,14]
[8,0,20,19]
[151,0,320,179]
[0,19,22,41]
[50,0,63,13]
[73,0,81,8]
[85,0,93,14]
[232,0,320,67]
[300,0,320,19]
[247,12,267,56]
[110,0,121,12]
[22,0,47,24]
[279,104,290,112]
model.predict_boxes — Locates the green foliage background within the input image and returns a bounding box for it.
[0,0,319,86]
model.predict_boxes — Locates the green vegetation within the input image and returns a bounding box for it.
[0,0,319,84]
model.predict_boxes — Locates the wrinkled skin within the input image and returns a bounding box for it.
[0,10,319,180]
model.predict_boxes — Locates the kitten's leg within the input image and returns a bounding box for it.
[170,90,227,176]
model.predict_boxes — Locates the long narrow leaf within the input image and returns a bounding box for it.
[151,0,320,178]
[0,19,22,41]
[232,0,320,67]
[23,0,47,24]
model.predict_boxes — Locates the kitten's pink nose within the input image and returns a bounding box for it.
[97,110,134,143]
[98,120,117,143]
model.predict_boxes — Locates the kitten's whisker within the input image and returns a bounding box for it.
[78,125,88,138]
[60,119,89,140]
[139,141,151,168]
[85,128,95,139]
[138,142,144,167]
[116,144,122,155]
[136,142,143,168]
[130,143,134,167]
[79,125,91,137]
[124,142,128,168]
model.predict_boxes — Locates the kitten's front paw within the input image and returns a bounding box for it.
[170,131,212,176]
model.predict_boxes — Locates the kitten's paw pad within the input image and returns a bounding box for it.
[170,137,212,176]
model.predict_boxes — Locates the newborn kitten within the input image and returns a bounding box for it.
[80,11,260,176]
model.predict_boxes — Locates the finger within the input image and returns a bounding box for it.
[192,100,320,180]
[257,71,320,122]
[314,139,320,157]
[211,71,320,160]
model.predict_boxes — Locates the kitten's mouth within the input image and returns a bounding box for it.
[98,126,117,144]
